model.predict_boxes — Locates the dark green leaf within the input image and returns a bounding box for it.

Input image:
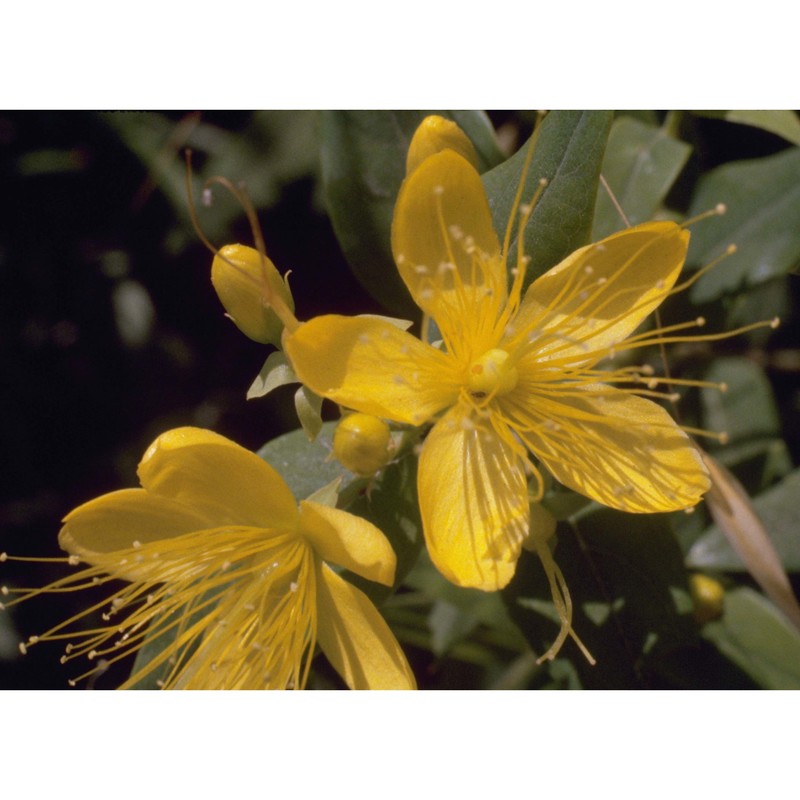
[693,110,800,146]
[503,507,696,688]
[701,586,800,688]
[482,110,613,287]
[686,147,800,302]
[688,468,800,572]
[592,116,691,240]
[320,111,503,316]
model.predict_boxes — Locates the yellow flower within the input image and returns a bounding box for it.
[4,427,415,690]
[284,133,713,607]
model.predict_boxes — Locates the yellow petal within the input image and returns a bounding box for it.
[405,115,480,176]
[298,500,396,586]
[506,383,710,512]
[511,222,689,361]
[284,315,457,426]
[315,562,416,690]
[137,427,298,530]
[391,149,505,347]
[417,405,529,591]
[211,244,295,346]
[59,488,211,578]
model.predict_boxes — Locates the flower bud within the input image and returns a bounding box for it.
[406,115,480,176]
[689,573,725,625]
[211,244,294,346]
[333,413,392,477]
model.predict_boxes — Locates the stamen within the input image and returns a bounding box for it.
[682,202,727,228]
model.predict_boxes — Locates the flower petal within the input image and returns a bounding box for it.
[391,149,505,347]
[506,383,710,512]
[417,405,530,591]
[510,222,689,361]
[59,488,212,578]
[284,315,456,426]
[299,500,396,586]
[137,427,298,530]
[315,562,416,690]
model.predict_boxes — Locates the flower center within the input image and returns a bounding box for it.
[467,348,518,398]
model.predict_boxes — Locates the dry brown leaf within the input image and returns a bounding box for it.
[702,451,800,632]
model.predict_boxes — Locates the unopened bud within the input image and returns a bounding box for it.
[211,244,294,346]
[332,413,392,477]
[689,573,725,625]
[405,115,480,176]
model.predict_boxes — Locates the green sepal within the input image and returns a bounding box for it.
[294,385,324,442]
[247,350,298,400]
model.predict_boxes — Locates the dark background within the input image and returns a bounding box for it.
[0,111,385,687]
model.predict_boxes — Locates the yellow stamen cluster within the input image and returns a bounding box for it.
[2,529,317,689]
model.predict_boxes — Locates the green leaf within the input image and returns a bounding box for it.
[693,110,800,146]
[482,110,613,287]
[591,116,691,240]
[686,147,800,302]
[701,357,780,446]
[103,111,320,254]
[701,587,800,688]
[503,507,696,688]
[403,550,528,654]
[688,468,800,572]
[343,454,424,601]
[320,111,504,316]
[724,275,792,333]
[246,351,298,399]
[428,600,481,657]
[258,421,355,501]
